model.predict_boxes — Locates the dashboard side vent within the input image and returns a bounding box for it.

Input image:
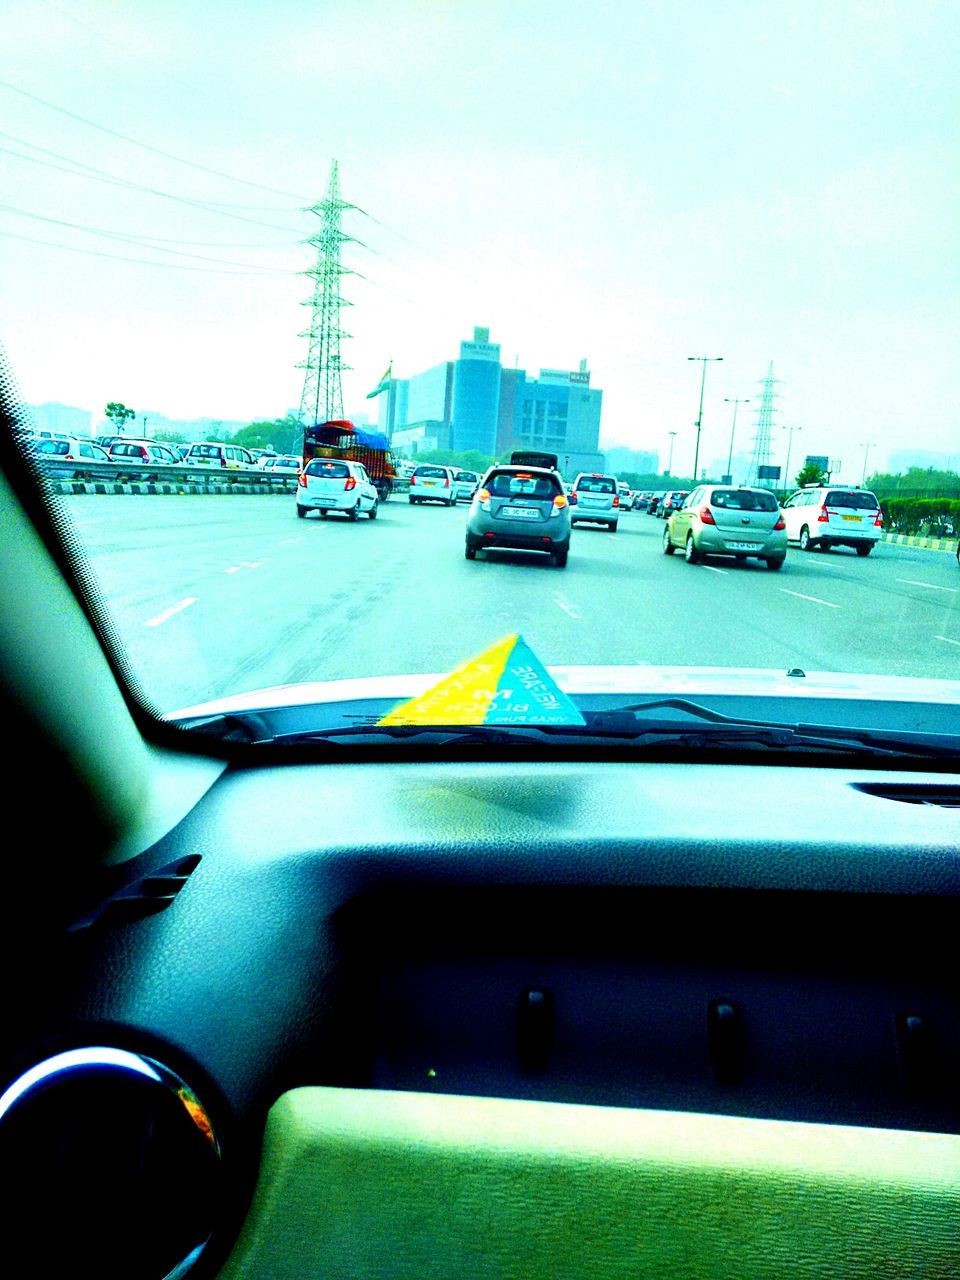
[852,783,960,808]
[68,854,202,931]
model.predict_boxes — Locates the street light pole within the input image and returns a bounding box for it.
[860,442,874,484]
[783,425,801,490]
[688,354,723,484]
[666,431,677,476]
[723,397,749,481]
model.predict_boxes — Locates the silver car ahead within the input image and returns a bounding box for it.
[465,465,572,567]
[663,484,787,570]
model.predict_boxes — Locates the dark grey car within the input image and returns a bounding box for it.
[465,466,572,567]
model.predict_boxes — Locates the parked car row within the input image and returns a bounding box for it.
[26,435,305,473]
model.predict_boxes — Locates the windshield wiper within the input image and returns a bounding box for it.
[248,718,959,758]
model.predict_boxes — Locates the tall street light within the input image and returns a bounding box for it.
[688,355,723,484]
[723,397,749,482]
[783,425,802,490]
[666,431,677,476]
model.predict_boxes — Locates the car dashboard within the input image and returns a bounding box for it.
[5,753,960,1277]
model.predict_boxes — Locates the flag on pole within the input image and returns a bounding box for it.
[366,363,392,398]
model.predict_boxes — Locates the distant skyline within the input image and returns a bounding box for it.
[4,1,957,480]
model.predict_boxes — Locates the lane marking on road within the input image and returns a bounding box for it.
[553,595,583,620]
[780,590,839,609]
[145,598,198,627]
[225,566,241,574]
[897,579,957,593]
[702,565,729,575]
[279,537,304,546]
[935,636,960,647]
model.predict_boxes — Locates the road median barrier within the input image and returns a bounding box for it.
[883,532,959,553]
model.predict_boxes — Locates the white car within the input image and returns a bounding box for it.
[408,464,457,505]
[617,482,632,511]
[453,470,480,502]
[781,485,883,556]
[570,472,621,530]
[296,458,379,520]
[29,437,110,463]
[262,455,301,476]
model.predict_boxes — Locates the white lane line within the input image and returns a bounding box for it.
[278,537,303,545]
[145,597,198,627]
[897,579,957,593]
[241,561,263,570]
[780,589,839,609]
[935,636,960,647]
[702,564,729,575]
[553,595,583,620]
[225,566,241,574]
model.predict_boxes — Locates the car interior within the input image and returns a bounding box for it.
[2,364,960,1278]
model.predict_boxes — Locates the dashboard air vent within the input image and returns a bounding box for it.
[68,854,202,931]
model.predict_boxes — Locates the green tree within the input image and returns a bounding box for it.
[231,415,300,454]
[794,461,825,488]
[104,402,136,434]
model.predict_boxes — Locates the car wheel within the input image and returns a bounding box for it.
[553,547,568,567]
[319,510,328,519]
[348,503,359,521]
[684,533,700,564]
[296,505,307,518]
[608,522,618,532]
[465,539,478,560]
[799,526,812,551]
[766,556,785,571]
[368,501,378,520]
[662,525,675,555]
[855,543,872,556]
[409,497,417,504]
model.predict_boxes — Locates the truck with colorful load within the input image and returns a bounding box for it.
[302,419,398,500]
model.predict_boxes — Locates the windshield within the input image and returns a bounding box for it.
[710,490,779,511]
[825,491,880,510]
[5,2,959,743]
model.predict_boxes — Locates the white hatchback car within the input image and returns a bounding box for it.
[296,459,379,520]
[408,464,457,505]
[453,470,480,502]
[571,473,621,530]
[781,486,883,555]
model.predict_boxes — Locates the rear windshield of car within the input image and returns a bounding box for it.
[413,466,448,478]
[305,461,349,478]
[276,457,299,466]
[38,439,70,454]
[710,489,779,511]
[825,490,879,510]
[576,477,616,494]
[487,471,560,499]
[189,445,223,458]
[455,472,477,482]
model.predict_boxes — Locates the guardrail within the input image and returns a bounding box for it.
[34,457,297,487]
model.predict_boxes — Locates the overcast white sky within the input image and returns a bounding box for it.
[2,0,957,475]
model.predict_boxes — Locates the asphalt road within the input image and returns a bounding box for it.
[62,493,960,713]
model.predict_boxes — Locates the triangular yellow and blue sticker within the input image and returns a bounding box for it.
[378,634,586,727]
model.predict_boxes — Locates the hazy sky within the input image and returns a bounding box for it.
[2,0,957,476]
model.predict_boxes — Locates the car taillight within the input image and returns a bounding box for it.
[478,487,491,511]
[344,477,357,491]
[553,494,567,509]
[220,455,227,466]
[443,475,450,486]
[568,491,578,505]
[298,471,308,487]
[612,495,620,507]
[64,454,74,461]
[874,510,883,527]
[773,516,786,531]
[818,507,830,522]
[699,505,715,524]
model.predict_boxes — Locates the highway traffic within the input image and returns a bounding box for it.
[62,493,960,714]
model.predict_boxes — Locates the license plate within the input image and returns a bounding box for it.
[729,541,762,551]
[842,514,861,521]
[423,480,436,486]
[501,506,540,519]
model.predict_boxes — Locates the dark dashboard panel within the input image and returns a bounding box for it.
[5,757,960,1251]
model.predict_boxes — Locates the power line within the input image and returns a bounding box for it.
[0,227,293,275]
[0,134,304,231]
[0,202,297,271]
[0,75,310,200]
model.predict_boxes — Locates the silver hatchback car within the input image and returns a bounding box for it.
[465,465,572,567]
[663,484,787,570]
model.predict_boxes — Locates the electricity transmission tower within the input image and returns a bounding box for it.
[747,363,781,485]
[297,160,357,427]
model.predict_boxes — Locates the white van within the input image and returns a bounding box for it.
[184,442,255,469]
[781,486,882,555]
